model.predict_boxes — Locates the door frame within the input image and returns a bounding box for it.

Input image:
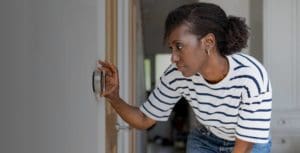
[105,0,138,153]
[128,0,137,152]
[105,0,118,153]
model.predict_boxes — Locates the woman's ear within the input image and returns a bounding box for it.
[202,33,216,49]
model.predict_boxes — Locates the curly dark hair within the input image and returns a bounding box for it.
[164,2,249,56]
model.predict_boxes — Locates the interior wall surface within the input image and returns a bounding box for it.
[0,0,106,153]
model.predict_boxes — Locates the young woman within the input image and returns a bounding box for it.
[98,2,272,153]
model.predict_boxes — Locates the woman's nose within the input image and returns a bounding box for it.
[171,52,179,63]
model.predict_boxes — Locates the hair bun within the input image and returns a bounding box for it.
[226,16,249,54]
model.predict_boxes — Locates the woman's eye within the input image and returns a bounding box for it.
[176,44,183,50]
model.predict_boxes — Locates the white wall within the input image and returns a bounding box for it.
[0,0,34,152]
[264,0,300,152]
[0,0,106,153]
[249,0,263,62]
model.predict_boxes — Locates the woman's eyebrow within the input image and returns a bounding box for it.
[170,40,182,44]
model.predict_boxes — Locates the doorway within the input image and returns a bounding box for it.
[139,0,198,152]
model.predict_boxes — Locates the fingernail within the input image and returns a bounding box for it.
[97,63,102,67]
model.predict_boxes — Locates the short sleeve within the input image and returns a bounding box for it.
[235,91,272,143]
[139,69,181,121]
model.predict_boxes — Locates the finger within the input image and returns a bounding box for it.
[103,85,117,97]
[98,60,110,67]
[98,60,116,74]
[97,61,114,75]
[108,62,117,73]
[102,90,108,97]
[103,62,117,78]
[98,60,113,71]
[101,91,106,97]
[96,68,113,77]
[102,88,114,97]
[106,62,118,77]
[96,66,111,73]
[97,61,111,70]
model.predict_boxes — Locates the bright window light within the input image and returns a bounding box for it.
[155,54,171,84]
[144,59,151,91]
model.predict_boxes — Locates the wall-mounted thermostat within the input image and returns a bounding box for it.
[92,70,106,97]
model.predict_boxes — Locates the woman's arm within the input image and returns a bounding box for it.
[97,60,156,130]
[107,96,156,129]
[232,138,253,153]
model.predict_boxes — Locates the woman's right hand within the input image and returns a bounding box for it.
[97,60,120,100]
[97,60,156,130]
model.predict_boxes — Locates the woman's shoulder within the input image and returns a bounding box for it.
[229,53,271,95]
[230,53,263,66]
[230,53,268,77]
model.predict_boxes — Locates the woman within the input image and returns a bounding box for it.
[98,2,272,153]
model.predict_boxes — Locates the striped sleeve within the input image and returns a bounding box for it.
[139,69,181,121]
[235,90,272,143]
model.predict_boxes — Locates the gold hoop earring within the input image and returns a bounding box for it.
[205,49,210,56]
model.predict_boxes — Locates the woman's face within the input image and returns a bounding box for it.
[168,24,208,77]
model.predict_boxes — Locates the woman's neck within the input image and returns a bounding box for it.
[201,53,229,84]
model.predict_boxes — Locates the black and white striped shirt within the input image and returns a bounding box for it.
[140,53,272,144]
